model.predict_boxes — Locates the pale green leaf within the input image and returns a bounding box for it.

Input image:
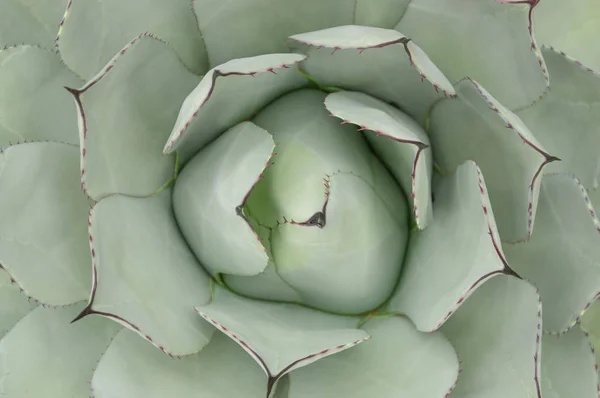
[428,79,558,243]
[193,0,354,67]
[504,174,600,333]
[69,34,199,200]
[0,302,121,398]
[517,46,600,191]
[0,45,82,147]
[92,328,268,398]
[195,287,369,394]
[289,25,454,122]
[288,316,458,398]
[441,275,541,398]
[163,53,307,161]
[353,0,410,28]
[173,121,273,277]
[0,142,91,306]
[82,189,215,355]
[541,326,599,398]
[0,0,66,48]
[324,90,432,228]
[57,0,208,79]
[534,0,600,72]
[395,0,547,110]
[0,270,36,338]
[388,161,506,331]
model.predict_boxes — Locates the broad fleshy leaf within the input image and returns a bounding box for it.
[428,79,558,242]
[441,275,542,398]
[504,174,600,333]
[80,189,215,356]
[193,0,354,67]
[287,316,459,398]
[388,161,506,331]
[534,0,600,72]
[57,0,208,79]
[0,45,82,147]
[353,0,410,28]
[173,121,273,277]
[195,287,369,395]
[395,0,547,110]
[0,302,121,398]
[517,46,600,191]
[324,90,432,228]
[541,326,599,398]
[91,328,268,398]
[0,270,36,338]
[288,25,455,122]
[163,53,307,160]
[68,34,199,200]
[0,142,91,305]
[0,0,66,48]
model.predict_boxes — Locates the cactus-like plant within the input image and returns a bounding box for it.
[0,1,599,397]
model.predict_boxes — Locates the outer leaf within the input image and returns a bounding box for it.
[0,45,82,147]
[353,0,410,28]
[163,53,307,161]
[0,0,66,48]
[91,328,268,398]
[57,0,208,79]
[387,161,506,331]
[395,0,547,110]
[0,270,36,338]
[173,122,273,277]
[287,316,459,398]
[324,90,432,228]
[192,0,354,67]
[78,189,215,356]
[288,25,455,122]
[441,275,542,398]
[0,142,91,305]
[541,326,599,398]
[504,174,600,333]
[0,303,121,398]
[68,34,200,200]
[517,46,600,191]
[195,287,369,396]
[428,79,558,242]
[534,0,600,72]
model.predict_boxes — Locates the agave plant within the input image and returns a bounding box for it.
[1,0,599,397]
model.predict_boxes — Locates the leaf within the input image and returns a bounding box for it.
[57,0,208,79]
[0,270,36,339]
[78,189,215,356]
[540,326,599,398]
[0,302,121,398]
[287,316,459,398]
[0,0,66,48]
[504,174,600,333]
[195,287,369,396]
[441,275,542,398]
[172,121,274,277]
[516,46,600,191]
[387,161,506,331]
[163,53,307,161]
[67,34,200,200]
[324,90,432,229]
[91,328,268,398]
[395,0,547,110]
[353,0,410,28]
[0,142,92,306]
[428,79,558,243]
[0,45,82,147]
[288,25,455,122]
[534,0,600,72]
[192,0,354,67]
[224,265,302,303]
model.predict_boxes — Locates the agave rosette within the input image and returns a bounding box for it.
[0,0,599,397]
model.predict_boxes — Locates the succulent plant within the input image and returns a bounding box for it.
[1,0,599,397]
